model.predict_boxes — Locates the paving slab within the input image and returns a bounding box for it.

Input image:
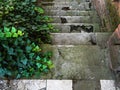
[44,10,95,16]
[47,80,72,90]
[73,80,101,90]
[9,80,46,90]
[49,16,93,23]
[100,80,116,90]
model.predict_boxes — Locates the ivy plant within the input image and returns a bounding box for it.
[0,0,54,79]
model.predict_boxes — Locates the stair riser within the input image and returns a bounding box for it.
[51,33,112,45]
[52,23,100,33]
[50,16,92,23]
[44,10,95,16]
[41,2,93,11]
[51,33,94,45]
[41,0,91,3]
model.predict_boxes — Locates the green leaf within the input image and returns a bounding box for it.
[42,65,47,70]
[36,63,42,68]
[35,7,44,14]
[13,33,18,37]
[5,32,12,37]
[29,53,35,59]
[36,56,41,61]
[26,46,32,53]
[0,68,5,78]
[47,61,52,65]
[0,32,4,38]
[21,59,28,65]
[8,48,15,55]
[17,30,23,36]
[31,0,36,2]
[4,27,10,32]
[16,74,21,79]
[43,58,47,63]
[11,27,17,33]
[31,42,36,47]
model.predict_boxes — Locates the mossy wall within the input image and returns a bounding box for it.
[106,0,120,31]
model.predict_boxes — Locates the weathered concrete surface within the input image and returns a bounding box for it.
[49,16,93,23]
[95,32,112,48]
[42,2,92,10]
[51,33,94,45]
[45,10,94,16]
[51,23,100,33]
[51,33,112,45]
[9,80,46,90]
[47,80,72,90]
[100,80,116,90]
[0,80,9,90]
[41,45,113,79]
[73,80,101,90]
[109,46,120,69]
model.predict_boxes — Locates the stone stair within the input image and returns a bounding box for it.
[39,0,118,89]
[40,0,115,82]
[40,0,101,32]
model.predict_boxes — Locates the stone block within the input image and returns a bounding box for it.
[9,80,46,90]
[47,80,72,90]
[51,33,94,45]
[100,80,116,90]
[73,80,101,90]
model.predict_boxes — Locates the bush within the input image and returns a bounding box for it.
[0,0,54,79]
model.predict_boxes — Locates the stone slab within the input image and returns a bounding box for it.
[51,23,100,33]
[100,80,116,90]
[49,16,92,23]
[9,80,46,90]
[44,10,94,16]
[51,33,112,45]
[42,2,91,11]
[0,80,9,90]
[47,80,72,90]
[73,80,101,90]
[41,45,113,79]
[51,33,94,45]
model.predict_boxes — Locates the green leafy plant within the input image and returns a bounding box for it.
[0,0,54,79]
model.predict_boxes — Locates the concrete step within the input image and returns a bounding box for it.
[51,33,112,46]
[51,23,100,32]
[41,44,114,79]
[49,16,93,23]
[41,1,91,5]
[73,80,117,90]
[44,10,95,16]
[51,33,94,45]
[41,0,91,3]
[41,2,93,11]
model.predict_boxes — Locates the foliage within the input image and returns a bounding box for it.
[0,0,54,79]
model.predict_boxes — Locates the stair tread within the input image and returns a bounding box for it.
[51,33,112,45]
[41,44,113,79]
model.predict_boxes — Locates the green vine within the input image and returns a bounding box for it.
[0,0,54,79]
